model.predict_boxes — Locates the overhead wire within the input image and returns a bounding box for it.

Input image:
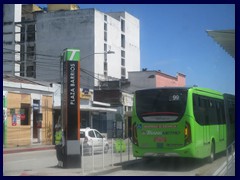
[3,48,124,88]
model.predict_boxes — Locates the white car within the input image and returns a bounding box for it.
[80,128,109,155]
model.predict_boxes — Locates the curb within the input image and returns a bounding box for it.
[87,159,142,176]
[87,166,122,176]
[3,146,55,154]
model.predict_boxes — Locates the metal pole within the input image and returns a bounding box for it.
[226,147,229,176]
[120,140,122,163]
[81,141,84,174]
[102,138,104,169]
[128,138,130,161]
[60,55,63,129]
[111,138,113,167]
[92,139,95,171]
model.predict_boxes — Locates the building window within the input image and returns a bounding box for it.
[27,65,35,78]
[121,67,126,79]
[104,14,107,21]
[121,34,125,48]
[104,23,107,31]
[104,43,107,51]
[104,44,107,61]
[27,24,35,42]
[121,19,125,32]
[27,46,35,60]
[121,58,125,66]
[104,62,108,71]
[104,31,107,42]
[121,50,125,58]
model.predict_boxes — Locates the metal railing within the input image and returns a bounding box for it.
[225,141,235,176]
[80,138,134,175]
[213,141,235,176]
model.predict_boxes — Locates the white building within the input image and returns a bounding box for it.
[34,6,140,89]
[3,4,140,90]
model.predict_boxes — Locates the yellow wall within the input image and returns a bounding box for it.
[41,96,53,145]
[5,92,53,147]
[7,126,31,147]
[48,4,79,11]
[22,4,42,20]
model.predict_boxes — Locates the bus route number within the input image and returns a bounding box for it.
[170,94,180,101]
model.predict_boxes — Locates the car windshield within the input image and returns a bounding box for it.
[95,131,103,138]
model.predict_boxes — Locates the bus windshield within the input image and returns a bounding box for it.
[135,88,188,122]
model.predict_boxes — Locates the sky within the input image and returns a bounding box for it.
[40,4,235,94]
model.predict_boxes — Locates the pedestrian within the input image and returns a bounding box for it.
[55,123,64,167]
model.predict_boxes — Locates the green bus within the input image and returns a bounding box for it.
[131,87,235,162]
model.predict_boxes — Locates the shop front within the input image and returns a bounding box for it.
[3,91,53,147]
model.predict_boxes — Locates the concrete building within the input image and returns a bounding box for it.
[34,5,140,89]
[3,4,140,90]
[94,89,133,138]
[3,4,43,78]
[3,4,22,76]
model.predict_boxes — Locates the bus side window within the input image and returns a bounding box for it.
[193,94,204,125]
[201,98,209,125]
[209,100,218,125]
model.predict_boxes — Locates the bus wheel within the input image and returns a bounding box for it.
[208,142,215,163]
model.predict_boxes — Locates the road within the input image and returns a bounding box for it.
[3,149,57,176]
[3,149,234,176]
[100,153,230,176]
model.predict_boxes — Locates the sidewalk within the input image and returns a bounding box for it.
[3,144,55,154]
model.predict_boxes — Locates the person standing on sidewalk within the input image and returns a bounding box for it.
[55,124,64,167]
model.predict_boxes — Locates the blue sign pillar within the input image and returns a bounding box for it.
[62,48,81,168]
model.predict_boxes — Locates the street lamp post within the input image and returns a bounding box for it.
[80,50,115,61]
[60,50,115,82]
[78,50,115,89]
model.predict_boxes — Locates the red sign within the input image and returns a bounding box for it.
[154,137,166,142]
[12,122,17,126]
[20,114,26,121]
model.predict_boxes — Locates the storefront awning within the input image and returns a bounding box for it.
[53,105,117,112]
[81,106,117,112]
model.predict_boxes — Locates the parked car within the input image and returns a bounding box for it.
[80,128,109,155]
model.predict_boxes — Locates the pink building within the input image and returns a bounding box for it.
[155,71,186,87]
[128,70,186,92]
